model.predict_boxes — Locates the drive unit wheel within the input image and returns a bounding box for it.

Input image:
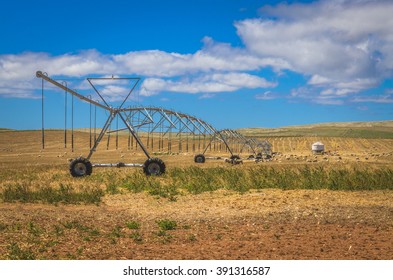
[143,158,166,176]
[194,154,206,163]
[69,157,93,177]
[230,155,241,161]
[230,154,242,164]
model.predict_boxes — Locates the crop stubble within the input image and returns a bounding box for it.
[0,130,392,259]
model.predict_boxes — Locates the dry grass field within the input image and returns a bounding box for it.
[0,128,392,260]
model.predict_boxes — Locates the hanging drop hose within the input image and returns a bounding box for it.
[89,95,92,149]
[71,91,74,152]
[94,101,97,144]
[62,81,67,149]
[116,114,119,150]
[41,75,45,150]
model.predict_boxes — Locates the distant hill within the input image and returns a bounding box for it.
[238,120,393,138]
[2,120,393,138]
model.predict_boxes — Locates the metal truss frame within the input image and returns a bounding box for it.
[36,71,272,175]
[194,128,272,164]
[36,71,166,176]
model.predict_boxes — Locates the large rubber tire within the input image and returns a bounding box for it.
[143,158,166,176]
[230,154,242,164]
[230,155,241,160]
[194,154,205,163]
[69,157,93,177]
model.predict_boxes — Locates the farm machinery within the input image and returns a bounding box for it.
[36,71,271,177]
[193,129,272,164]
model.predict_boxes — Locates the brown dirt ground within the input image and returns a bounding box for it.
[1,190,393,260]
[0,131,392,259]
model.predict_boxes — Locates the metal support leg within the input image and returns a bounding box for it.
[118,112,151,159]
[87,112,116,160]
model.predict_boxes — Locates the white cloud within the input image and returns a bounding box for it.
[199,93,216,99]
[113,37,282,77]
[357,105,369,111]
[314,97,345,105]
[98,85,132,102]
[255,91,277,100]
[0,84,38,99]
[139,72,275,96]
[308,75,333,86]
[0,50,115,80]
[351,93,393,103]
[290,86,346,105]
[82,77,142,102]
[1,0,392,105]
[209,72,275,88]
[236,0,393,101]
[0,38,277,98]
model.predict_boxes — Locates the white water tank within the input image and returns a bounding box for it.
[312,142,325,154]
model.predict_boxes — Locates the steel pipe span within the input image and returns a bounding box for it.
[36,71,271,176]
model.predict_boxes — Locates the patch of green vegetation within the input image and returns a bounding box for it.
[27,221,43,237]
[174,166,393,192]
[126,221,140,230]
[118,172,150,193]
[169,167,222,194]
[129,232,143,244]
[148,182,178,201]
[187,234,197,242]
[238,122,393,139]
[106,183,121,195]
[154,229,173,244]
[1,160,391,208]
[1,183,104,205]
[53,224,64,236]
[182,224,191,230]
[93,165,393,198]
[7,243,36,260]
[157,219,177,231]
[110,225,124,238]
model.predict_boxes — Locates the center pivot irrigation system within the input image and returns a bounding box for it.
[36,71,272,177]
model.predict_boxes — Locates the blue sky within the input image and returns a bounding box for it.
[0,0,392,130]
